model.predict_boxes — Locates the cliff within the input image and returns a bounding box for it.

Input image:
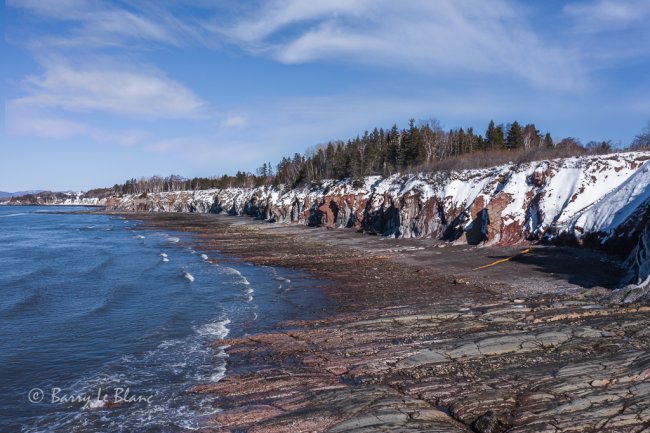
[109,151,650,290]
[2,191,108,206]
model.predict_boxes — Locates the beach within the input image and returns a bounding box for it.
[125,212,650,432]
[0,207,333,432]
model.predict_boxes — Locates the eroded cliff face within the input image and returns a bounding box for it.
[110,153,648,241]
[3,192,108,206]
[109,151,650,286]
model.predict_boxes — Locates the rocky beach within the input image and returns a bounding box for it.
[126,212,650,433]
[6,2,650,431]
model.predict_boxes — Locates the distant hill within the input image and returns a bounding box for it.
[0,190,45,199]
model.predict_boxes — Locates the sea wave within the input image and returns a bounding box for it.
[79,284,133,317]
[81,255,114,276]
[0,212,28,218]
[219,266,251,286]
[25,316,232,432]
[193,318,231,339]
[0,287,46,316]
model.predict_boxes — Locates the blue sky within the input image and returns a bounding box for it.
[2,0,649,191]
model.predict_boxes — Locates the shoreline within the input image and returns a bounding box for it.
[123,212,649,432]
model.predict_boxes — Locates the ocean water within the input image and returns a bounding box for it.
[0,206,331,432]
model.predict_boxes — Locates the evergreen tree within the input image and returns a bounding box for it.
[387,124,401,172]
[109,117,597,193]
[506,121,524,150]
[485,120,496,149]
[486,120,505,149]
[543,132,554,148]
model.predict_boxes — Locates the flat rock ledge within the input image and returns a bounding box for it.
[131,213,650,433]
[193,299,650,432]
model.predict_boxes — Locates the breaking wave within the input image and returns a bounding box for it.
[0,206,330,433]
[220,266,251,286]
[23,317,231,433]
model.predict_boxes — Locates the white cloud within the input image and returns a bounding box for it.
[5,1,210,147]
[561,0,650,69]
[7,0,204,49]
[8,0,587,91]
[220,115,248,128]
[11,56,206,119]
[223,0,371,44]
[564,0,650,30]
[6,2,645,161]
[219,0,583,89]
[6,105,152,146]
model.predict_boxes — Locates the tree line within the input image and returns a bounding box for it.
[114,119,650,195]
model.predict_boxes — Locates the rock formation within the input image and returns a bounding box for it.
[110,151,650,289]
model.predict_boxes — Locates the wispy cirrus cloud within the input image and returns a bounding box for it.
[564,0,650,31]
[11,56,207,119]
[4,0,649,192]
[216,0,583,90]
[6,0,210,49]
[5,0,212,150]
[561,0,650,67]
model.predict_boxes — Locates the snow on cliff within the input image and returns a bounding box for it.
[1,192,108,206]
[110,152,648,241]
[110,151,650,287]
[569,161,650,237]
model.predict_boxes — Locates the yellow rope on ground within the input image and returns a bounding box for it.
[473,247,534,271]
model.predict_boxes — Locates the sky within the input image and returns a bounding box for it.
[2,0,650,191]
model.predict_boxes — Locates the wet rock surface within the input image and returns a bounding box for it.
[127,213,649,432]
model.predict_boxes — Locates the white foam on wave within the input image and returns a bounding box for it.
[244,294,253,302]
[162,257,169,263]
[244,286,254,294]
[160,252,168,258]
[182,271,194,282]
[27,287,236,430]
[220,266,242,276]
[210,364,227,382]
[0,212,28,217]
[28,313,233,431]
[273,276,291,283]
[200,254,208,260]
[193,318,231,339]
[169,361,188,374]
[167,236,180,243]
[85,399,107,410]
[220,266,250,286]
[134,235,145,239]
